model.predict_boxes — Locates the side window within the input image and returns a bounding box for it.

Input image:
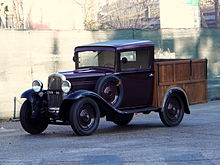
[121,51,136,61]
[120,50,151,71]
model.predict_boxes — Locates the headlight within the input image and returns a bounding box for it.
[62,80,71,93]
[32,80,43,92]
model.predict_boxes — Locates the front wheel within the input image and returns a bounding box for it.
[69,98,100,136]
[20,100,48,134]
[159,94,184,127]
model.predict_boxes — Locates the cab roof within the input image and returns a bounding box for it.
[75,40,154,52]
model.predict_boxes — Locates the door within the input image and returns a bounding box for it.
[118,49,154,109]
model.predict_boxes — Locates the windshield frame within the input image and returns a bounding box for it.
[74,48,117,70]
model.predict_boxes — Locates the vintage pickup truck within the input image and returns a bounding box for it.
[20,40,207,136]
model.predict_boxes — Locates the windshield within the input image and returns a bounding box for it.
[77,51,115,68]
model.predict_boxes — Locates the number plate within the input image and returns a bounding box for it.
[47,91,61,95]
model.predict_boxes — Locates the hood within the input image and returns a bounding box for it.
[59,67,114,79]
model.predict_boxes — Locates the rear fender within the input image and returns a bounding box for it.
[161,87,190,114]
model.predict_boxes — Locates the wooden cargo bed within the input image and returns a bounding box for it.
[152,59,207,107]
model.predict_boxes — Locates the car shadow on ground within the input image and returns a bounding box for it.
[96,123,166,135]
[20,122,167,139]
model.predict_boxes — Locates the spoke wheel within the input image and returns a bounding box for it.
[78,104,95,129]
[102,81,119,105]
[95,76,123,108]
[69,98,100,136]
[20,100,48,134]
[159,94,184,127]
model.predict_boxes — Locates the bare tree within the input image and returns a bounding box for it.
[72,0,159,30]
[12,0,24,29]
[72,0,99,30]
[0,1,12,28]
[98,0,159,30]
[84,0,99,30]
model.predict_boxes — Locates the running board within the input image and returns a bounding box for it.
[118,107,161,114]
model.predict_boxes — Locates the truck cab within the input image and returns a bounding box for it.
[74,40,155,109]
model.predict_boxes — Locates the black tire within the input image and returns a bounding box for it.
[112,113,134,126]
[69,98,100,136]
[20,100,48,134]
[159,94,184,127]
[95,75,123,108]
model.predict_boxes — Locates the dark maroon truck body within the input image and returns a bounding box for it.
[20,40,207,136]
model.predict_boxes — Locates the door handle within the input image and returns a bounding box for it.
[149,73,154,77]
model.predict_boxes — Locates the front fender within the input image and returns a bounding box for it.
[61,90,126,117]
[21,89,35,103]
[64,90,102,101]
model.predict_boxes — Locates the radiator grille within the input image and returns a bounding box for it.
[47,74,65,109]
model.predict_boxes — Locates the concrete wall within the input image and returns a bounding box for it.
[0,29,220,119]
[0,30,126,119]
[0,30,94,118]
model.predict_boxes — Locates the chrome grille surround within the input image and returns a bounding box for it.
[47,73,66,110]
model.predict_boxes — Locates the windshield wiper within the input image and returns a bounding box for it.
[94,51,103,58]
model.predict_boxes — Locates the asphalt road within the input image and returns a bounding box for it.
[1,101,220,165]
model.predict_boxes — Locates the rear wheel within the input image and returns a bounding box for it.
[69,98,100,136]
[159,94,184,127]
[20,100,48,134]
[112,113,133,126]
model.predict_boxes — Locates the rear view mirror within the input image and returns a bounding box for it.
[73,55,77,62]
